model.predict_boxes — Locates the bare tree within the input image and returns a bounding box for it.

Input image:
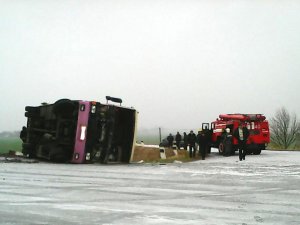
[270,107,300,149]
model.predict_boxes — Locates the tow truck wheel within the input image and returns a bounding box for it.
[253,149,261,155]
[207,146,211,154]
[218,143,224,155]
[230,147,236,155]
[223,143,232,157]
[246,149,253,155]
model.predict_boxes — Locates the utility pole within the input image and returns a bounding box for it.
[159,127,162,144]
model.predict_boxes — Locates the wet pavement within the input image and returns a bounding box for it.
[0,149,299,225]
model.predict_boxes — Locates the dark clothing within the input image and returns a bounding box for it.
[197,132,208,160]
[167,135,174,148]
[183,133,188,150]
[175,133,182,149]
[222,133,233,156]
[204,129,212,154]
[233,127,250,160]
[187,133,197,145]
[188,144,196,158]
[238,141,247,160]
[187,132,197,157]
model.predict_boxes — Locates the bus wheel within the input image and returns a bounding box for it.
[253,149,261,155]
[218,143,224,155]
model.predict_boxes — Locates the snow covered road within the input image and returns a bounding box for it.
[0,150,299,225]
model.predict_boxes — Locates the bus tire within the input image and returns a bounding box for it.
[25,106,39,113]
[25,111,39,118]
[53,99,75,115]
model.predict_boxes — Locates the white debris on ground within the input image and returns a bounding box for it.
[135,143,160,148]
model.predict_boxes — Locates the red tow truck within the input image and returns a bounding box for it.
[205,114,270,155]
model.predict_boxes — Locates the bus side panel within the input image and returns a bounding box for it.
[71,101,91,164]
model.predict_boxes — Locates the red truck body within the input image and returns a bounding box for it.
[210,114,270,155]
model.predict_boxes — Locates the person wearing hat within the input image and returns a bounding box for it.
[233,123,250,161]
[187,130,197,158]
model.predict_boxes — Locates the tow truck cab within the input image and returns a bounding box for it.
[208,114,270,155]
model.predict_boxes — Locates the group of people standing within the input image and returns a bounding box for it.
[166,122,250,161]
[166,129,211,160]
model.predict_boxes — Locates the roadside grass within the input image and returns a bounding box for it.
[268,142,300,151]
[0,137,22,154]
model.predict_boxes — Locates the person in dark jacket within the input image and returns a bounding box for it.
[175,132,182,150]
[167,134,174,148]
[233,123,250,161]
[197,130,207,160]
[183,132,188,150]
[203,127,212,154]
[187,130,197,158]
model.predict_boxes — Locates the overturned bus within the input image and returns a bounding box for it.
[20,97,137,163]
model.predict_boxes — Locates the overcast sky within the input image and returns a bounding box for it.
[1,0,300,132]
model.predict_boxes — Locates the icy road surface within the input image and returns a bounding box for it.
[0,150,300,225]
